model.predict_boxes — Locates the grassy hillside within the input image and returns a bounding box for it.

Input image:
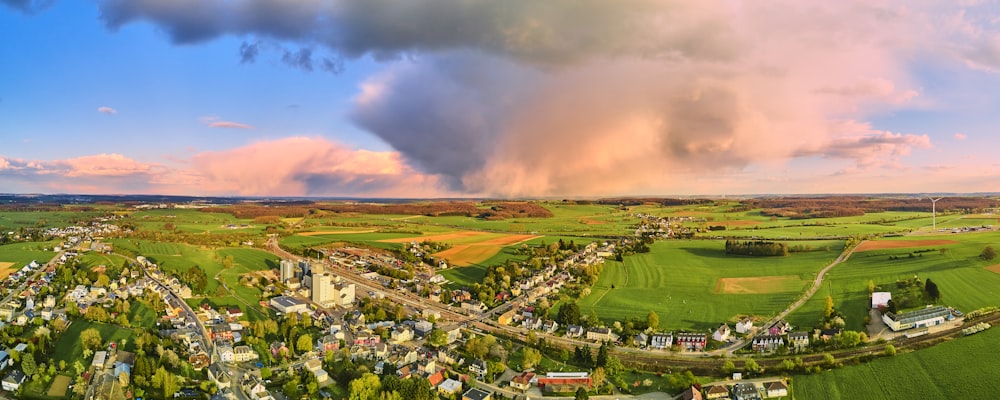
[579,240,843,330]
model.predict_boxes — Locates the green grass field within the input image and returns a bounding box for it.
[0,240,59,267]
[0,210,103,230]
[794,326,1000,399]
[129,208,262,234]
[51,320,137,365]
[785,231,1000,332]
[579,240,843,330]
[112,239,226,293]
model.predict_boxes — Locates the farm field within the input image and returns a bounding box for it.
[129,208,261,234]
[578,240,844,330]
[216,248,281,316]
[0,210,103,230]
[111,239,226,293]
[794,326,1000,399]
[785,232,1000,332]
[0,240,59,267]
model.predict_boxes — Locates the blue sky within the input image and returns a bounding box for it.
[2,1,1000,197]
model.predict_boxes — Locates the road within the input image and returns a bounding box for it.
[0,250,65,305]
[715,241,864,354]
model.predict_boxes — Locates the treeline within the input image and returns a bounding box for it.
[202,205,313,218]
[596,198,715,207]
[751,196,999,216]
[316,201,553,219]
[725,240,789,256]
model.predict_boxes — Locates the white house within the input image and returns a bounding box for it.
[1,370,25,392]
[872,292,892,309]
[736,317,754,334]
[712,324,731,342]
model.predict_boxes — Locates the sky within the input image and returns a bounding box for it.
[2,1,1000,198]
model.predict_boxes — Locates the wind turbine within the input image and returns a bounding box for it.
[927,196,943,231]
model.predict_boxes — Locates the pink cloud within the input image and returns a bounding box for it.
[97,106,117,114]
[188,137,451,197]
[200,116,254,129]
[955,132,968,140]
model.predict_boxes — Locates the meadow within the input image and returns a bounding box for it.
[784,231,1000,332]
[129,208,261,234]
[578,240,844,330]
[0,210,103,230]
[794,326,1000,399]
[0,240,59,267]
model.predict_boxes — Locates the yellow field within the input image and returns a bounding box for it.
[716,275,805,294]
[0,262,16,280]
[48,375,70,397]
[377,231,539,266]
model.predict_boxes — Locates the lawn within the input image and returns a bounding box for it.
[794,325,1000,399]
[51,319,137,365]
[111,239,226,293]
[785,231,1000,332]
[0,240,59,267]
[216,248,280,316]
[578,240,844,330]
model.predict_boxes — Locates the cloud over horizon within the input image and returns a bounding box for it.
[6,1,1000,196]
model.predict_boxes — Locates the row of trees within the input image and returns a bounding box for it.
[725,240,789,256]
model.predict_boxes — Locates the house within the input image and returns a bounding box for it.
[768,320,791,336]
[225,307,243,319]
[752,335,785,352]
[541,320,559,333]
[634,332,649,347]
[765,381,788,398]
[882,305,950,331]
[586,327,615,342]
[1,370,26,392]
[469,359,488,378]
[462,388,492,400]
[713,324,731,342]
[732,382,762,400]
[497,310,516,326]
[521,317,542,330]
[703,384,730,399]
[536,375,592,393]
[787,332,809,350]
[218,345,235,363]
[0,351,8,371]
[819,328,842,341]
[208,364,230,389]
[234,345,258,362]
[565,324,585,338]
[736,317,754,334]
[871,292,891,309]
[510,371,536,391]
[650,333,673,350]
[390,326,414,344]
[681,385,704,400]
[675,333,707,351]
[439,378,463,397]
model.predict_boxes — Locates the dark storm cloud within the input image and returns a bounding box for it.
[1,0,53,14]
[95,0,737,65]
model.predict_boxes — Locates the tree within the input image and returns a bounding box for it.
[779,358,796,372]
[81,328,103,351]
[924,278,941,302]
[646,310,659,330]
[886,299,898,314]
[591,367,606,388]
[596,342,609,367]
[575,386,590,400]
[349,373,382,400]
[982,245,997,261]
[522,347,542,369]
[744,358,761,375]
[297,334,314,353]
[824,296,835,318]
[822,353,836,367]
[867,279,875,294]
[426,329,447,348]
[721,359,736,374]
[884,344,897,356]
[556,302,581,326]
[20,353,37,376]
